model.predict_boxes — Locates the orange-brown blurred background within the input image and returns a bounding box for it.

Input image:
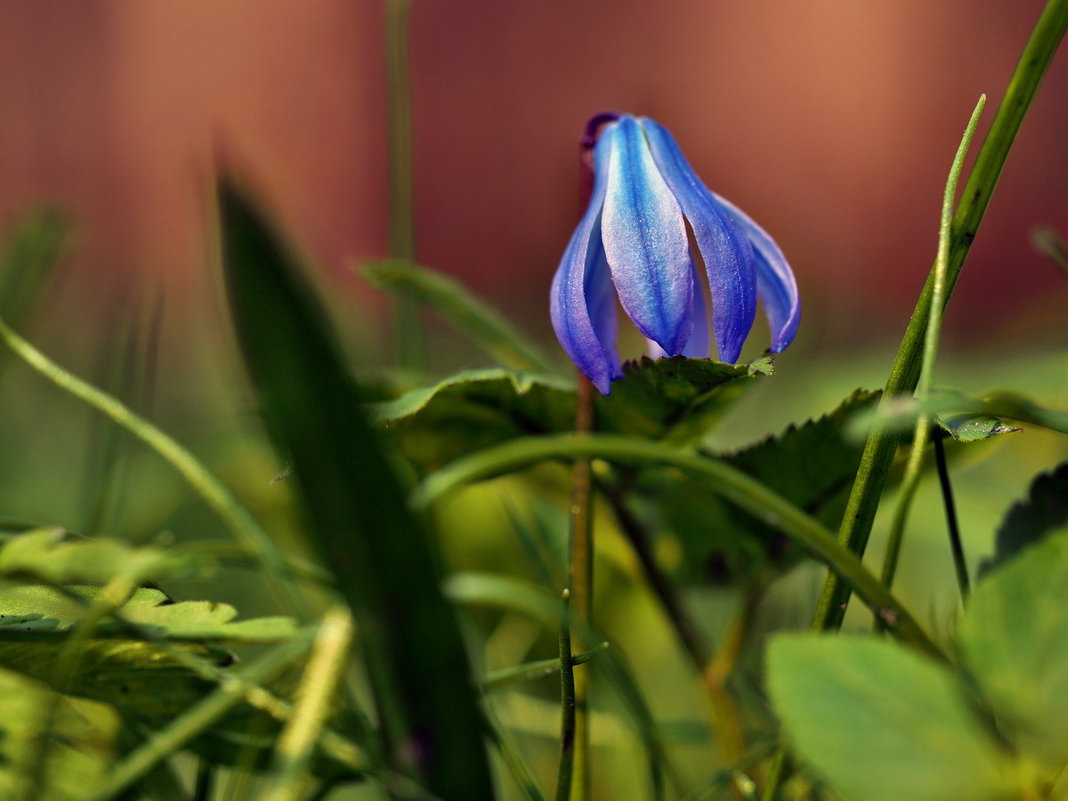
[1,0,1066,359]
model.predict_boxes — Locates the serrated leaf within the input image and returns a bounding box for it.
[985,462,1068,573]
[959,530,1068,771]
[0,584,298,644]
[767,634,1021,801]
[634,390,879,586]
[0,666,120,801]
[377,357,759,473]
[0,529,190,586]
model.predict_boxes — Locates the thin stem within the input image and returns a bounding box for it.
[556,589,577,801]
[194,760,215,801]
[934,435,970,600]
[567,372,595,799]
[879,96,984,595]
[385,0,424,370]
[412,432,945,660]
[0,315,309,620]
[809,0,1067,635]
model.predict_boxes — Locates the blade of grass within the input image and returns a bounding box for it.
[0,208,69,333]
[264,606,355,801]
[413,434,945,660]
[220,177,495,800]
[0,314,309,620]
[88,628,319,801]
[362,259,553,372]
[880,95,985,597]
[812,0,1068,635]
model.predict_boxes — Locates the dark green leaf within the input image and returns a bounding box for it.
[377,357,759,473]
[768,634,1020,801]
[220,178,494,799]
[632,390,879,586]
[984,462,1068,573]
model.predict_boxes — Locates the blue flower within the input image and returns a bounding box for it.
[550,113,800,394]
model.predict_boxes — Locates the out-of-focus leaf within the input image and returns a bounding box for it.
[767,635,1022,801]
[0,529,190,586]
[0,208,69,333]
[633,390,879,586]
[850,388,1068,440]
[0,666,119,801]
[362,259,553,372]
[960,530,1068,771]
[983,462,1068,574]
[221,178,494,799]
[377,357,760,473]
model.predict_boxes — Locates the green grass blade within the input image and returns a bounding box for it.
[220,178,496,800]
[814,0,1068,632]
[0,208,68,330]
[363,259,553,372]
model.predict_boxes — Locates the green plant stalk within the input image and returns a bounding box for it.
[88,629,319,801]
[567,373,595,800]
[385,0,423,370]
[811,0,1068,635]
[0,315,310,621]
[556,589,578,801]
[880,95,986,594]
[264,606,355,801]
[412,433,945,660]
[934,435,970,599]
[483,643,609,692]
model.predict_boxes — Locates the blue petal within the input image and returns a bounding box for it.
[549,132,622,394]
[600,116,693,355]
[681,257,711,358]
[711,191,801,352]
[640,118,757,363]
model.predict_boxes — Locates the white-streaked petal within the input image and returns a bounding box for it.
[601,116,693,355]
[549,130,622,393]
[641,117,757,363]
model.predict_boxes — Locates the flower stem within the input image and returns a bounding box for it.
[556,589,578,801]
[567,372,596,800]
[385,0,424,370]
[810,0,1067,636]
[934,435,970,601]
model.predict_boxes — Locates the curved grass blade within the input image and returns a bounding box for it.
[220,178,495,800]
[363,259,553,372]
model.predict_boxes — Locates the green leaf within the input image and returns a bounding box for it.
[633,390,879,586]
[0,529,190,586]
[936,414,1020,442]
[362,259,553,372]
[959,530,1068,772]
[984,462,1068,574]
[767,634,1021,801]
[377,357,758,473]
[221,178,495,799]
[0,666,120,801]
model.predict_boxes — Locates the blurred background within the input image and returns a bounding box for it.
[1,3,1067,795]
[2,0,1067,349]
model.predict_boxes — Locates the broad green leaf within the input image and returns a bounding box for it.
[0,529,189,586]
[377,357,759,473]
[362,259,553,372]
[221,178,494,799]
[984,462,1068,574]
[959,530,1068,771]
[632,390,879,586]
[0,666,119,801]
[768,634,1022,801]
